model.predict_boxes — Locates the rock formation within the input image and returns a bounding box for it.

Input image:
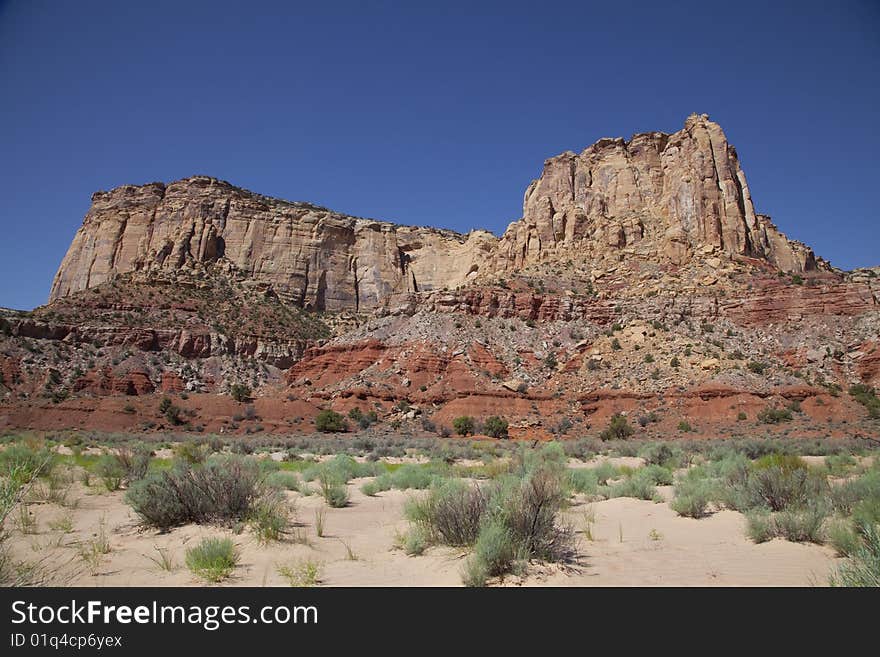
[50,115,825,313]
[49,176,497,311]
[489,113,822,273]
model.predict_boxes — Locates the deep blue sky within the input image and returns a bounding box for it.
[1,0,878,310]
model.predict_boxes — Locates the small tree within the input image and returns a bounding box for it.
[599,413,634,441]
[453,416,475,436]
[230,383,251,403]
[315,410,347,433]
[483,416,509,439]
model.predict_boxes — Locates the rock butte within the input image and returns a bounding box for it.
[2,113,878,440]
[50,114,821,311]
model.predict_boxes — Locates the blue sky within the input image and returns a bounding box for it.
[1,0,878,310]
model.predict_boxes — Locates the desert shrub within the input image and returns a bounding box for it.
[97,444,151,491]
[757,407,793,424]
[830,522,880,587]
[0,443,54,483]
[315,410,347,433]
[639,442,682,468]
[592,461,619,485]
[608,471,657,501]
[599,414,634,441]
[405,479,487,547]
[402,526,429,556]
[719,454,826,513]
[185,537,237,582]
[488,469,574,562]
[302,454,379,485]
[670,468,716,519]
[471,520,516,579]
[849,384,880,419]
[677,420,692,432]
[773,504,828,543]
[461,554,490,587]
[319,474,349,508]
[567,468,599,495]
[640,464,673,485]
[125,457,261,529]
[745,511,775,543]
[826,518,862,557]
[453,416,475,436]
[483,416,509,439]
[250,492,290,543]
[563,438,601,461]
[231,440,254,455]
[360,479,383,497]
[230,383,251,403]
[824,454,858,476]
[174,440,208,464]
[263,471,300,491]
[747,361,768,375]
[388,464,435,490]
[95,456,126,491]
[278,559,322,587]
[830,470,880,515]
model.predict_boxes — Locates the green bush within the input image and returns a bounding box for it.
[483,416,509,439]
[745,511,775,543]
[95,456,126,491]
[639,443,681,468]
[849,384,880,419]
[315,410,347,433]
[230,383,251,402]
[587,461,617,486]
[319,474,349,508]
[402,526,429,556]
[96,444,151,490]
[747,361,768,375]
[250,492,290,543]
[174,441,208,464]
[125,457,261,529]
[185,537,238,582]
[599,414,634,441]
[406,479,487,546]
[773,504,828,543]
[567,469,599,495]
[830,522,880,587]
[302,454,380,484]
[471,520,516,580]
[453,416,475,436]
[263,471,300,491]
[670,468,716,519]
[826,518,862,557]
[830,470,880,515]
[757,407,793,424]
[0,443,54,484]
[608,472,656,501]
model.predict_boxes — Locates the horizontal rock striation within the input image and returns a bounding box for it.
[50,115,831,314]
[489,114,823,274]
[49,176,496,310]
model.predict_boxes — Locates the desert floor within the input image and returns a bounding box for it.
[7,470,837,587]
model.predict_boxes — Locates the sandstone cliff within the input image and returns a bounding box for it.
[489,113,822,273]
[49,176,497,310]
[50,114,827,312]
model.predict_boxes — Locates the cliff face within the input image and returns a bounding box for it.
[50,115,825,312]
[490,114,821,273]
[49,176,497,311]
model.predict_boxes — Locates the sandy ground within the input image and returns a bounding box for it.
[5,467,840,587]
